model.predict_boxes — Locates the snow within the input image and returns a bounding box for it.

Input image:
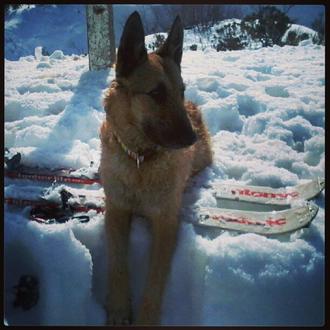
[4,23,324,328]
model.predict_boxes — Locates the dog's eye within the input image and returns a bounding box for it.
[147,83,166,103]
[147,85,162,97]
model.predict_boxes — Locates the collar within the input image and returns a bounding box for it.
[112,131,158,168]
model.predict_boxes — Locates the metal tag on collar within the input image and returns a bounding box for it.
[136,155,144,169]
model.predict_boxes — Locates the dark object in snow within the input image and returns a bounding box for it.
[30,204,90,224]
[5,151,21,171]
[60,189,74,210]
[190,44,198,51]
[29,186,91,224]
[56,214,90,224]
[30,205,90,224]
[13,275,39,311]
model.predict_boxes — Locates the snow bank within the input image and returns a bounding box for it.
[4,53,110,169]
[4,39,324,326]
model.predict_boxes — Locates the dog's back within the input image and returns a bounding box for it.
[100,11,212,325]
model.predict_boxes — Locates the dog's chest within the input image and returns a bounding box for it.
[112,152,174,189]
[102,150,191,214]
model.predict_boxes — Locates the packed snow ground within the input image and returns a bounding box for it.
[4,40,325,325]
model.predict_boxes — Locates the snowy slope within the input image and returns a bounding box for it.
[4,39,324,325]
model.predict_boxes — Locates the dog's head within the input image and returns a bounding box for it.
[107,11,197,150]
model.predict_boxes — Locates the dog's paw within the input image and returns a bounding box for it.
[106,307,132,325]
[105,296,132,326]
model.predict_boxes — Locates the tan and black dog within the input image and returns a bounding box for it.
[100,11,212,325]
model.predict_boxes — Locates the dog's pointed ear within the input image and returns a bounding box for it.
[116,11,147,78]
[156,16,183,68]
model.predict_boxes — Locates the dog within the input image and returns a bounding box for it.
[99,11,212,325]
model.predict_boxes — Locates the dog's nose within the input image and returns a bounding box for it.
[170,127,197,149]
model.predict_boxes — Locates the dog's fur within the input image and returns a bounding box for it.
[99,11,212,325]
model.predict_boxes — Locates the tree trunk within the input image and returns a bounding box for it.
[86,5,116,71]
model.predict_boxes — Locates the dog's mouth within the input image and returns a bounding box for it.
[142,120,197,150]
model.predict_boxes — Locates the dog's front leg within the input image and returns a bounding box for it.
[105,199,132,325]
[136,213,179,325]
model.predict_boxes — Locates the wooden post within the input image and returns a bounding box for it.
[86,4,116,71]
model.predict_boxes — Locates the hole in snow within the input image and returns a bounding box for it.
[196,77,219,92]
[46,99,67,115]
[222,55,240,62]
[245,73,271,82]
[237,95,266,117]
[203,104,243,135]
[301,96,312,104]
[216,87,231,98]
[247,65,273,74]
[17,83,61,95]
[265,86,289,98]
[226,83,248,92]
